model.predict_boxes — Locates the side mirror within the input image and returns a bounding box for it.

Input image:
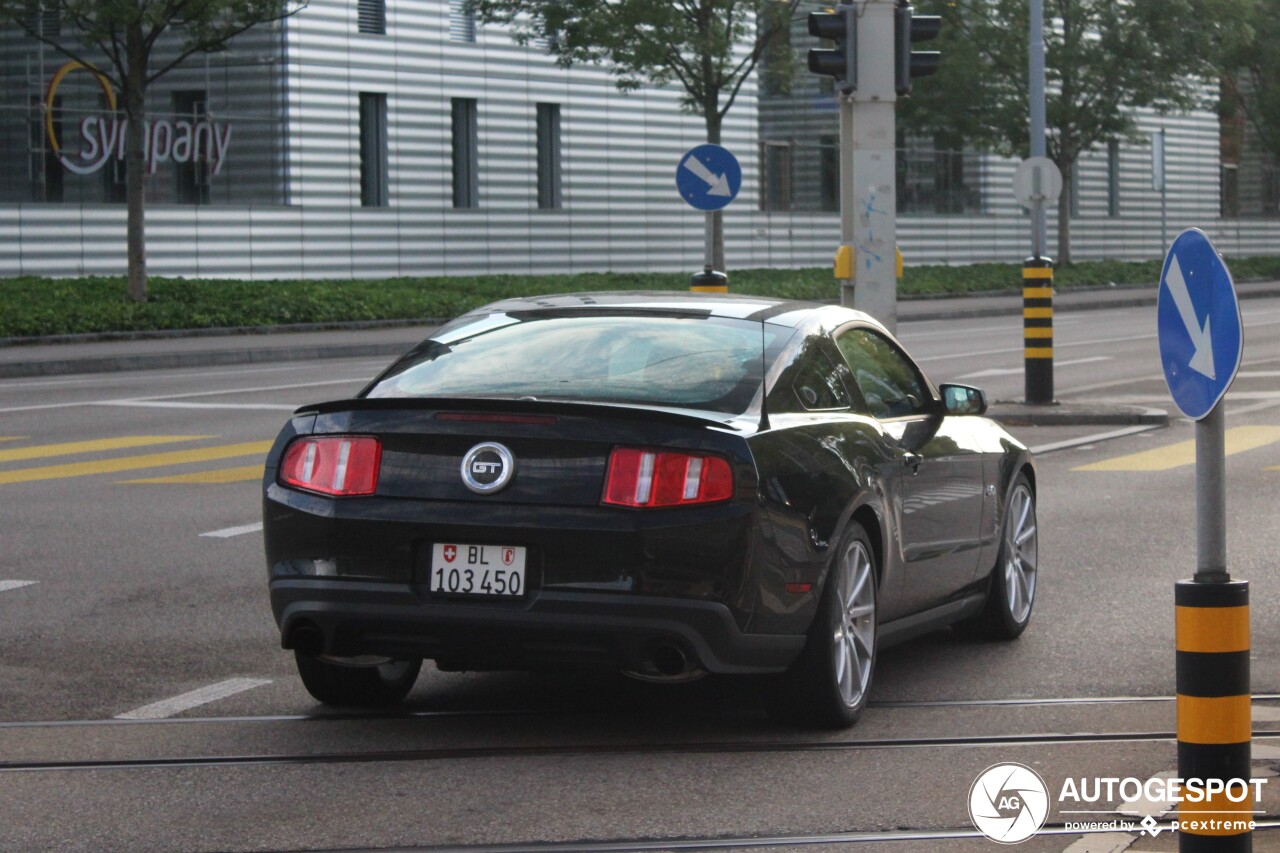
[939,383,987,416]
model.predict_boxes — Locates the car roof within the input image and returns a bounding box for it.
[465,291,883,331]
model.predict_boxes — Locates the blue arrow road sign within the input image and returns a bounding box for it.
[676,144,741,211]
[1158,228,1244,420]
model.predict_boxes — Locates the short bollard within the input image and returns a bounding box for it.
[1023,256,1054,404]
[1176,579,1252,851]
[690,265,728,293]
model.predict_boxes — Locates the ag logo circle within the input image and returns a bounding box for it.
[968,762,1049,844]
[461,442,515,494]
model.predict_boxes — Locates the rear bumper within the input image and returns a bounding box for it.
[270,579,804,675]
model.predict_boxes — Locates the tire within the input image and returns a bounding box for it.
[955,472,1037,640]
[763,522,878,729]
[294,652,423,707]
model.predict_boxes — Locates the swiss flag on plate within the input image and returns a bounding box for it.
[443,545,457,563]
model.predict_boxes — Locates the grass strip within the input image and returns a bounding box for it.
[3,255,1279,339]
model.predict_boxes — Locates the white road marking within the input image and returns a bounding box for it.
[100,401,298,411]
[958,356,1111,379]
[0,377,365,414]
[916,316,1280,364]
[0,362,375,392]
[0,580,37,593]
[1030,425,1165,456]
[200,522,264,539]
[1238,370,1280,378]
[115,678,272,720]
[1061,834,1135,853]
[1115,770,1179,819]
[1253,742,1280,760]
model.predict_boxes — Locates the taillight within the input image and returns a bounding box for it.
[602,448,734,508]
[280,436,381,497]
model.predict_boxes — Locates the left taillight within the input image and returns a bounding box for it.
[602,448,734,508]
[279,436,381,497]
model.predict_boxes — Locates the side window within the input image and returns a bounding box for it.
[789,346,853,411]
[835,328,931,419]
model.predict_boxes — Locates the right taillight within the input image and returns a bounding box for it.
[279,436,381,497]
[602,448,734,508]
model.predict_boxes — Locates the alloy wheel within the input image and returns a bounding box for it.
[833,539,876,708]
[1003,483,1038,625]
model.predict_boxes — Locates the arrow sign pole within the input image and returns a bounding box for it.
[1197,403,1228,582]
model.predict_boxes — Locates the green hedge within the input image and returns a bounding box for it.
[2,255,1276,338]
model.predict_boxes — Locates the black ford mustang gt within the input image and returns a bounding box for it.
[263,292,1037,727]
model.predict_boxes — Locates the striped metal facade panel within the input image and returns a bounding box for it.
[4,4,1280,279]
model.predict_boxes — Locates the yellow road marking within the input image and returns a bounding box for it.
[1075,426,1280,472]
[0,441,272,485]
[0,437,27,443]
[121,465,265,485]
[0,435,213,463]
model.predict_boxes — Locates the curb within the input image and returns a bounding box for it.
[988,404,1169,428]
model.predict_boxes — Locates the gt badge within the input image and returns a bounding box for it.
[461,442,516,494]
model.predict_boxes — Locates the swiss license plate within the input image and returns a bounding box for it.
[429,543,526,597]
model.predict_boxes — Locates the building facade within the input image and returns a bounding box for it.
[2,0,1280,280]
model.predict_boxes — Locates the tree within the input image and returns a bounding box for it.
[1219,1,1280,163]
[0,0,305,302]
[469,0,800,271]
[899,0,1246,263]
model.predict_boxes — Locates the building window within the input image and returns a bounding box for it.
[173,91,210,205]
[358,0,386,34]
[359,93,389,207]
[27,3,59,38]
[1221,164,1239,218]
[536,103,561,209]
[29,94,62,202]
[818,135,839,212]
[1106,140,1120,217]
[452,97,479,209]
[450,0,476,42]
[759,141,793,212]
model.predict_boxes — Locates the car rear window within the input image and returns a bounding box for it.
[365,312,788,415]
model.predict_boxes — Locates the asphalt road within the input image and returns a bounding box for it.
[3,298,1280,852]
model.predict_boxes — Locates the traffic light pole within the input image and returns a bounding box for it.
[839,0,899,332]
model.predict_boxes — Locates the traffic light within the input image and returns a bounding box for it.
[895,1,940,95]
[808,4,856,94]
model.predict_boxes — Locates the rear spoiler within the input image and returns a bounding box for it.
[294,396,747,432]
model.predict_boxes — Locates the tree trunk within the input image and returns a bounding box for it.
[705,108,725,272]
[125,23,148,303]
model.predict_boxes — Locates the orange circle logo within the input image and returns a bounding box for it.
[45,61,116,154]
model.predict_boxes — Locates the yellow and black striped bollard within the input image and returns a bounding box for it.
[1176,579,1252,851]
[1023,257,1054,404]
[690,265,728,293]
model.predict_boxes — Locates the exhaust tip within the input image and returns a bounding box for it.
[287,621,325,656]
[622,642,706,684]
[651,643,688,678]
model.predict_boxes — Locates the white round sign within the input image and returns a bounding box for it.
[1012,157,1063,207]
